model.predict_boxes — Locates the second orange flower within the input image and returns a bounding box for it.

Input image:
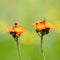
[6,23,24,38]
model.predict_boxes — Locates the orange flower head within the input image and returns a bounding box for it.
[6,23,24,38]
[33,20,54,35]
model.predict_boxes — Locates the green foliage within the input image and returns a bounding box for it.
[0,0,60,60]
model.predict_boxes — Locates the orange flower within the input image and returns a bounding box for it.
[33,20,54,31]
[6,23,24,38]
[33,20,54,35]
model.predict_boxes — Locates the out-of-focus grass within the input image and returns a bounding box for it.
[0,31,60,60]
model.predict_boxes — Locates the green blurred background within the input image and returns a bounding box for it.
[0,0,60,60]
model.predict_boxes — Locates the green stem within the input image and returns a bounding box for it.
[15,38,21,60]
[41,35,45,60]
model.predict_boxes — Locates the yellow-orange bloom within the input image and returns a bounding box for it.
[33,20,54,31]
[6,23,24,36]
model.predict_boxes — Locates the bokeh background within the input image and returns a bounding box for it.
[0,0,60,60]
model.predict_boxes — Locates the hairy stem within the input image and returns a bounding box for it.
[41,35,45,60]
[15,38,21,60]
